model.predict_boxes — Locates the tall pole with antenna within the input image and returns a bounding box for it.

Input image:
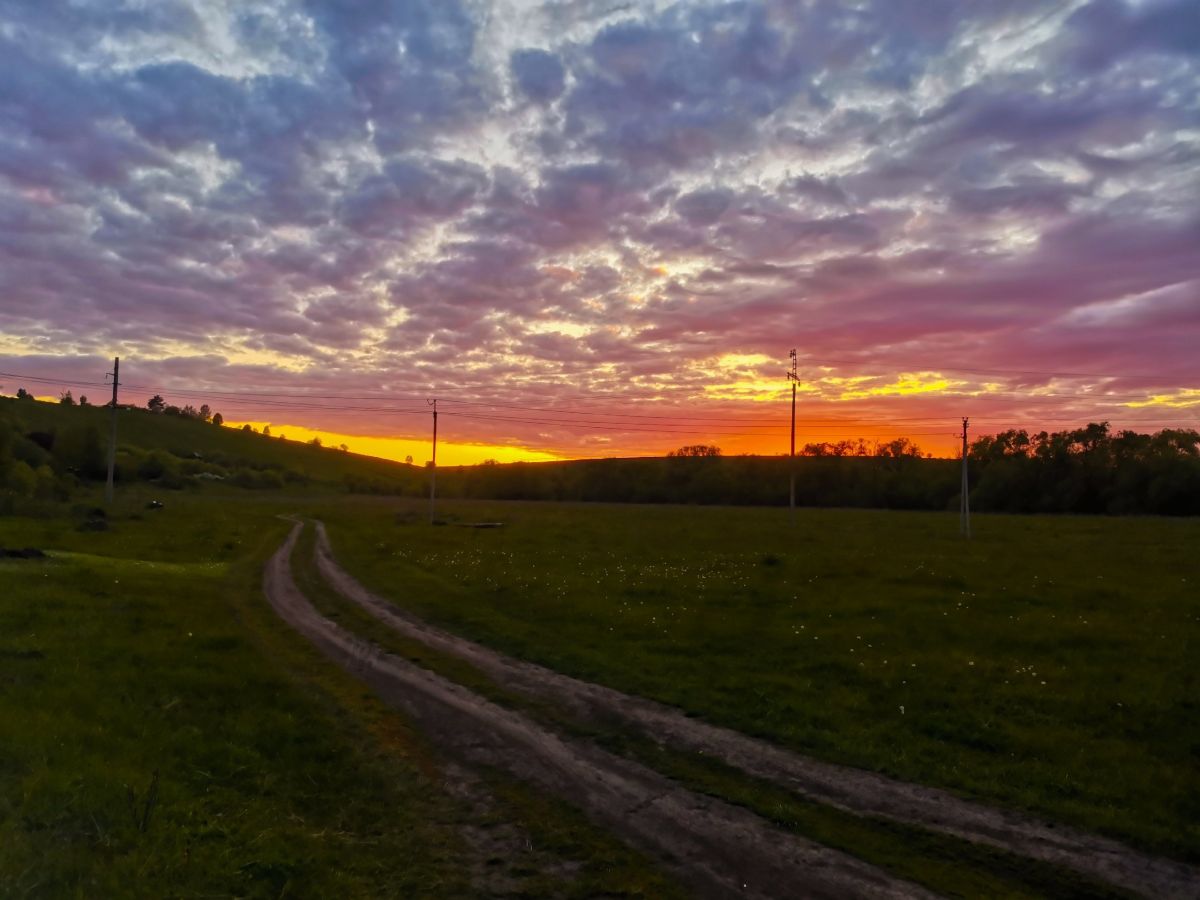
[104,357,119,504]
[787,349,798,526]
[960,416,971,539]
[428,398,438,525]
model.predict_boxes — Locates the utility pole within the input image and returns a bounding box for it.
[428,398,438,525]
[787,349,798,525]
[960,416,971,539]
[105,357,119,504]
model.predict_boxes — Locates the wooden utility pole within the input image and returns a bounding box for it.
[428,398,438,524]
[787,349,798,525]
[960,417,971,539]
[105,357,119,504]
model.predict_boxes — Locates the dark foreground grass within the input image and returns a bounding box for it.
[0,490,475,897]
[318,497,1200,862]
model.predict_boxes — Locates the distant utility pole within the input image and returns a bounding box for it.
[428,398,438,525]
[787,348,798,526]
[104,357,119,504]
[960,416,971,539]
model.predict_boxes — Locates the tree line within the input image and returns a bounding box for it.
[966,422,1200,515]
[410,423,1199,515]
[5,386,1196,516]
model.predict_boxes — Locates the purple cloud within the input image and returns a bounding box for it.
[0,0,1196,457]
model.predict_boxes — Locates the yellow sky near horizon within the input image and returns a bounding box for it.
[222,420,563,466]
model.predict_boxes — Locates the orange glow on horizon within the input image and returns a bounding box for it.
[222,420,564,466]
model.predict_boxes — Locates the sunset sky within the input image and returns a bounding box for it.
[1,0,1197,464]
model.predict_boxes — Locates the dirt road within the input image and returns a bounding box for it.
[266,522,939,898]
[310,521,1200,900]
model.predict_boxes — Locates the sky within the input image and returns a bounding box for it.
[0,0,1197,463]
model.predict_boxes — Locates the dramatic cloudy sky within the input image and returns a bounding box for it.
[1,0,1197,460]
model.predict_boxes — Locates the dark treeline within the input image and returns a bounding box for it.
[414,423,1200,516]
[966,423,1200,515]
[427,454,959,510]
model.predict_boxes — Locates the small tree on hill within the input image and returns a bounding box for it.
[59,390,75,405]
[212,412,224,426]
[79,395,89,406]
[199,404,211,422]
[16,388,32,400]
[147,395,165,413]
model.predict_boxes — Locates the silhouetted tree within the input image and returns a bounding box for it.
[668,444,722,457]
[147,395,165,413]
[874,437,926,458]
[59,390,75,406]
[262,424,271,436]
[78,395,89,406]
[211,412,224,426]
[199,404,212,422]
[801,438,871,457]
[16,388,32,401]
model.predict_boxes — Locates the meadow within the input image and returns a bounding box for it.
[2,392,1197,896]
[318,497,1200,865]
[0,488,679,898]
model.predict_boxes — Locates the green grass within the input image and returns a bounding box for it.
[0,490,474,898]
[4,482,1196,895]
[290,517,1135,898]
[317,497,1200,862]
[0,489,684,898]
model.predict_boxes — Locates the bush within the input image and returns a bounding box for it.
[137,449,179,482]
[4,460,37,497]
[231,468,285,490]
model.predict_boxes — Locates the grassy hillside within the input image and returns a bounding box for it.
[0,396,424,497]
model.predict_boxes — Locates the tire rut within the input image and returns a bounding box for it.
[266,522,938,899]
[313,521,1200,900]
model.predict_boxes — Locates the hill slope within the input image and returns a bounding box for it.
[0,396,424,496]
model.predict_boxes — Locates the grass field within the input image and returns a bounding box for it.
[2,478,1196,896]
[317,497,1200,863]
[0,488,680,897]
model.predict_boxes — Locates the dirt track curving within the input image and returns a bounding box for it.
[312,521,1200,900]
[266,522,939,899]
